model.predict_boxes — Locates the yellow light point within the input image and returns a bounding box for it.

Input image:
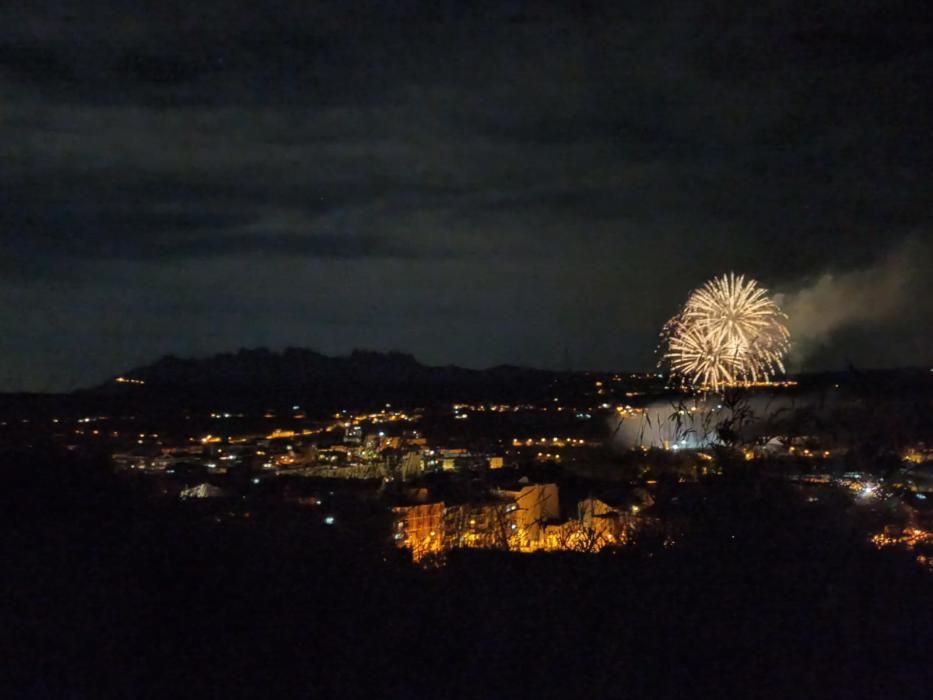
[115,376,145,385]
[266,429,297,439]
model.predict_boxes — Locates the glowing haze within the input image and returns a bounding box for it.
[661,273,790,391]
[778,238,931,366]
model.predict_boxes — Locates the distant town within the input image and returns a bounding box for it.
[5,351,931,568]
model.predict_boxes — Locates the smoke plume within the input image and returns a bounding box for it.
[778,238,930,362]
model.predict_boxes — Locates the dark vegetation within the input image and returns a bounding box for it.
[3,444,933,699]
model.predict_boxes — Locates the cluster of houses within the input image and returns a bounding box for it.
[392,481,663,561]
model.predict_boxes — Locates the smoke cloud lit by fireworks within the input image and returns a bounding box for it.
[778,238,931,365]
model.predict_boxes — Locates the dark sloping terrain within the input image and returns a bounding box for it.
[3,447,933,699]
[0,348,574,421]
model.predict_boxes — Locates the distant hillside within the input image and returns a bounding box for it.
[1,348,927,422]
[71,348,569,416]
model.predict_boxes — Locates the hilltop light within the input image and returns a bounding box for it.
[115,376,145,385]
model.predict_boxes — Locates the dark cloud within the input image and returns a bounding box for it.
[0,189,439,269]
[0,0,931,389]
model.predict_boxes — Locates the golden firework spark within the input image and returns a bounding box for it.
[661,273,790,391]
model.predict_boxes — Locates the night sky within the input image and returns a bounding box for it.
[2,1,931,391]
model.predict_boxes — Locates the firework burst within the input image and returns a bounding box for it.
[661,272,790,391]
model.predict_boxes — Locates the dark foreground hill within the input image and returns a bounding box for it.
[3,448,933,699]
